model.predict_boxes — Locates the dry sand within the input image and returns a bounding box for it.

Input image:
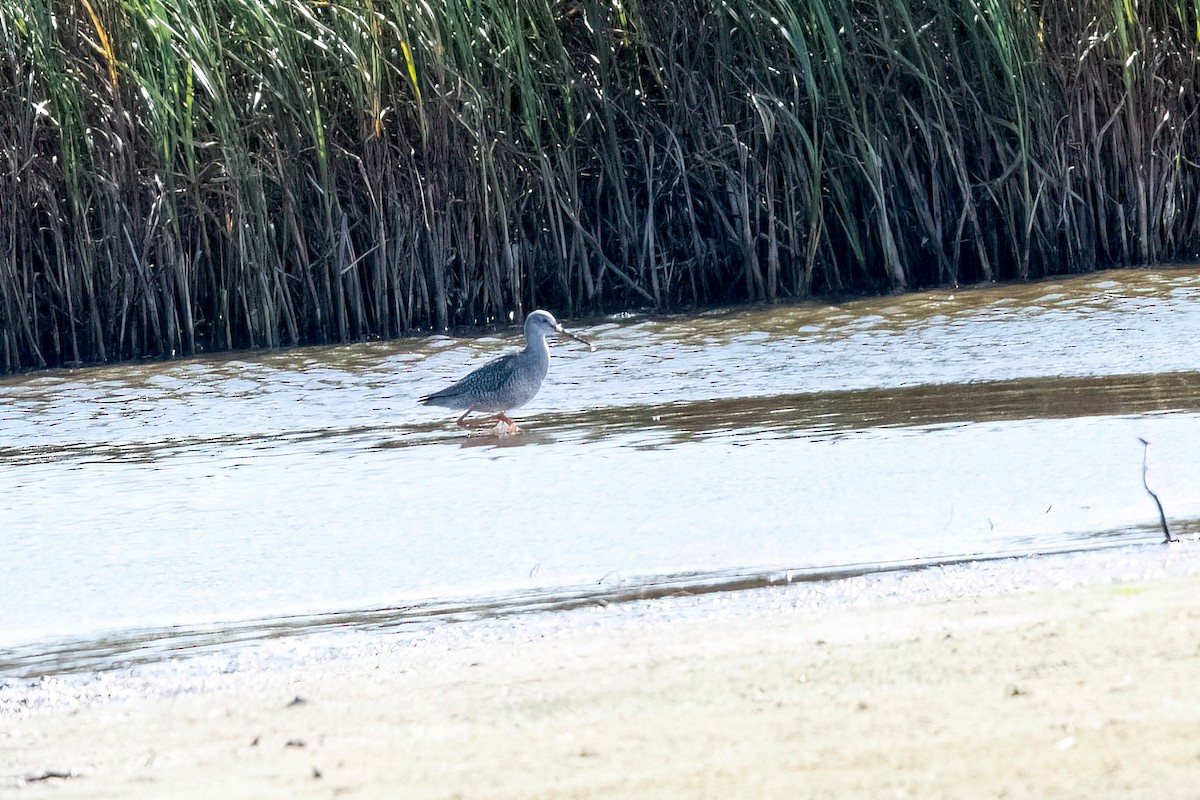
[3,565,1200,799]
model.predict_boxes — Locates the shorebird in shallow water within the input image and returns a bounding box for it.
[419,310,593,432]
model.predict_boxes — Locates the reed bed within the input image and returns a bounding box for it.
[1,0,1198,370]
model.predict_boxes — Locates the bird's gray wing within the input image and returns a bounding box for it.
[419,353,521,404]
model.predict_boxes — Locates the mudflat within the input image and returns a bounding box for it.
[3,567,1200,799]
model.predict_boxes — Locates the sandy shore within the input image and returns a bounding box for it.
[3,555,1200,798]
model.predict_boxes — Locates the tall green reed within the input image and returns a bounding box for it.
[1,0,1198,371]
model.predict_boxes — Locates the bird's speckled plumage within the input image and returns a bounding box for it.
[419,310,591,429]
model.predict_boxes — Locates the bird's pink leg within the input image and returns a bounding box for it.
[460,411,515,429]
[453,408,520,433]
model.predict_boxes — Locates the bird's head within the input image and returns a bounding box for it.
[525,310,594,351]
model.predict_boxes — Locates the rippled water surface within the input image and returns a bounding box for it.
[4,268,1200,676]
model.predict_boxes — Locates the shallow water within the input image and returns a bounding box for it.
[4,268,1200,677]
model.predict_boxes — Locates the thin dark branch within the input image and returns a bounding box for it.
[25,771,77,783]
[1138,437,1176,544]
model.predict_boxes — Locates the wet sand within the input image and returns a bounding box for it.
[4,553,1200,799]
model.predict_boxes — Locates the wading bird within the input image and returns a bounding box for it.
[419,310,593,432]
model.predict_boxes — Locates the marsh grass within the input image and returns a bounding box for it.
[1,0,1199,370]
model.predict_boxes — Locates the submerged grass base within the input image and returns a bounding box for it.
[2,0,1199,370]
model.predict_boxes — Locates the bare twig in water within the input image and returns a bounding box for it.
[25,771,76,783]
[1138,438,1176,543]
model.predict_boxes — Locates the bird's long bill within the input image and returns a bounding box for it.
[558,328,596,352]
